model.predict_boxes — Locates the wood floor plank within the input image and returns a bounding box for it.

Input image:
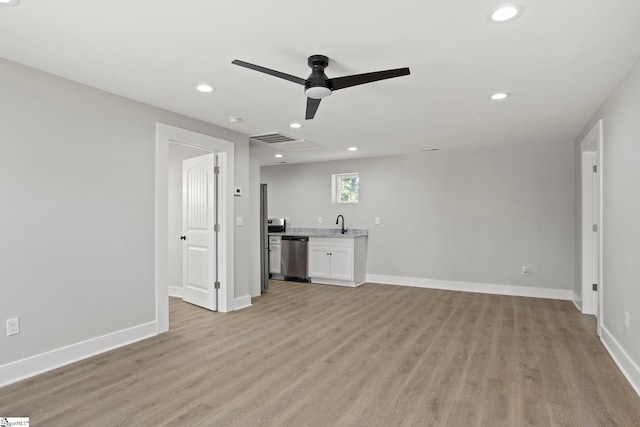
[1,280,639,426]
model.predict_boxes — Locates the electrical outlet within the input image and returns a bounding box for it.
[522,266,530,275]
[375,217,381,225]
[235,216,243,226]
[624,312,630,330]
[317,217,323,224]
[6,318,20,336]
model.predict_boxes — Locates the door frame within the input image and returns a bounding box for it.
[156,123,235,333]
[579,119,603,336]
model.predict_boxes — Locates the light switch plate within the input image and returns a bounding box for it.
[236,216,243,226]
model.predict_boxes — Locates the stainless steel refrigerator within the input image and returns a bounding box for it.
[259,183,269,293]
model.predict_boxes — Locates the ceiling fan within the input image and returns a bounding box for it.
[231,55,410,120]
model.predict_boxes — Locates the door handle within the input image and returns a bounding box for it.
[180,236,186,240]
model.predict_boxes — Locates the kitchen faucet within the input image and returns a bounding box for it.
[336,215,346,234]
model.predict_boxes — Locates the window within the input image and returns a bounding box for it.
[332,173,359,203]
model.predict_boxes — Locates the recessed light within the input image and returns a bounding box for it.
[348,147,358,151]
[0,0,20,5]
[275,154,284,158]
[490,92,511,100]
[289,122,302,129]
[490,5,523,23]
[228,116,242,123]
[196,84,215,93]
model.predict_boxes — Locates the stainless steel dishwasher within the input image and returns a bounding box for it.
[280,235,309,282]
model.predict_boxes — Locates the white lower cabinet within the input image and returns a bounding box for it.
[269,235,281,275]
[308,236,367,287]
[308,245,352,280]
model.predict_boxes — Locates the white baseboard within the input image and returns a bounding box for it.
[310,278,363,288]
[0,321,157,388]
[600,325,640,398]
[572,298,582,311]
[234,295,252,311]
[170,289,250,311]
[168,285,184,298]
[365,274,573,300]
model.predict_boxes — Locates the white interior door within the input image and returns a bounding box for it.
[182,153,219,311]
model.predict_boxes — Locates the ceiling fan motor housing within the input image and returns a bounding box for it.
[305,55,332,98]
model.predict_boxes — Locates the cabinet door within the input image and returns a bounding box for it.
[309,245,332,278]
[329,246,353,281]
[269,243,281,274]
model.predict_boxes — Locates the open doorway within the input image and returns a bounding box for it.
[579,119,603,336]
[155,123,235,334]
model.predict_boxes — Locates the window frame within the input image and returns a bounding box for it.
[331,172,360,204]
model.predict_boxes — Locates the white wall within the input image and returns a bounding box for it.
[573,145,584,309]
[248,157,262,297]
[261,141,576,293]
[0,58,253,375]
[233,139,252,299]
[577,57,640,393]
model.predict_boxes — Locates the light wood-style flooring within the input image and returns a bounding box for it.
[2,280,640,426]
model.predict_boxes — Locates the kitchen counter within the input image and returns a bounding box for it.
[269,227,368,238]
[268,228,368,287]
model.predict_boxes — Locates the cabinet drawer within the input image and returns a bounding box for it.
[308,237,353,248]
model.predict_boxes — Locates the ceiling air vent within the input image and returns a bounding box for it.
[250,132,299,144]
[250,132,321,151]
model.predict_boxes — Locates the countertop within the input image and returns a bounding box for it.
[269,227,368,238]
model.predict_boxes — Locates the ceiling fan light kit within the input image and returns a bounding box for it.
[305,86,332,99]
[231,54,410,119]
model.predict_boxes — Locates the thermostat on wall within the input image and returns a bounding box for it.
[234,187,243,197]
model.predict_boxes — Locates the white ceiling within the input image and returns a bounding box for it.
[2,1,640,165]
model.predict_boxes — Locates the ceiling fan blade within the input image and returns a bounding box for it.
[306,97,321,120]
[231,60,307,85]
[329,67,410,91]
